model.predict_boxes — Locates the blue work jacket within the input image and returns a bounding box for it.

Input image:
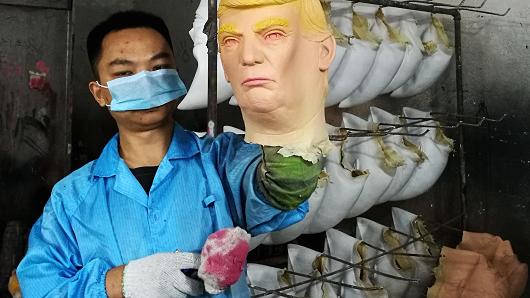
[17,124,308,297]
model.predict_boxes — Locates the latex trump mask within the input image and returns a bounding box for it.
[218,0,336,163]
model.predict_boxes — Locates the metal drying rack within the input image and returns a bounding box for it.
[204,0,511,296]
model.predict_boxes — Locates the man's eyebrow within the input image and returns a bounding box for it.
[218,24,242,36]
[253,17,290,32]
[108,58,134,67]
[150,52,172,61]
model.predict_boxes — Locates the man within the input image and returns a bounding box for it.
[17,10,323,298]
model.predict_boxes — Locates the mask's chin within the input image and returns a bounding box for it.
[236,88,285,114]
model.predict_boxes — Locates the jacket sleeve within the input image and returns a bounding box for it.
[17,192,111,298]
[212,133,310,236]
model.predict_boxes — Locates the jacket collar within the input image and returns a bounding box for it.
[91,123,200,178]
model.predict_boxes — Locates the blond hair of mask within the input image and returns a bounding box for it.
[218,0,331,40]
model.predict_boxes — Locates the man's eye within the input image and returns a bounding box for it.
[115,71,133,77]
[264,31,285,41]
[152,64,171,71]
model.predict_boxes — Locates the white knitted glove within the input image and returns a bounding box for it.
[122,252,204,298]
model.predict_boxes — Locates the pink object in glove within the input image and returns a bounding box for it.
[198,227,251,294]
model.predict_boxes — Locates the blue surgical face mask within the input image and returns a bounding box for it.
[96,69,187,112]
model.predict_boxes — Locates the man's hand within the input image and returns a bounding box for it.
[115,252,203,298]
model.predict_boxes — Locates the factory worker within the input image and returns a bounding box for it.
[17,0,334,296]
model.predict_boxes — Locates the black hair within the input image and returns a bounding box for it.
[86,10,174,77]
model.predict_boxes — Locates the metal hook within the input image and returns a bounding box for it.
[347,35,358,45]
[457,0,488,9]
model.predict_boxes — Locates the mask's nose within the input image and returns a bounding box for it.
[240,38,264,66]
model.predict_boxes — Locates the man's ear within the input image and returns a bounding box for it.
[318,34,336,72]
[88,81,110,108]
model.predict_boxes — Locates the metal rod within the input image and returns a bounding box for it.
[388,118,485,129]
[430,112,507,122]
[421,218,465,233]
[249,285,299,298]
[64,4,74,174]
[348,0,460,15]
[457,0,487,9]
[388,252,439,258]
[457,6,510,16]
[207,0,218,137]
[282,269,384,290]
[400,0,464,7]
[360,241,439,259]
[401,0,484,9]
[0,1,70,10]
[399,0,508,15]
[320,253,420,282]
[390,113,506,129]
[386,228,442,260]
[328,126,429,141]
[453,11,467,230]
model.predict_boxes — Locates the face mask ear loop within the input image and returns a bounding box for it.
[95,81,111,108]
[95,81,109,89]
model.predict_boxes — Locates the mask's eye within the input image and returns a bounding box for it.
[222,37,239,47]
[264,31,286,41]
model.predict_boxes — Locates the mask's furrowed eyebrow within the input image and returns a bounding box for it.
[218,24,242,36]
[253,17,290,33]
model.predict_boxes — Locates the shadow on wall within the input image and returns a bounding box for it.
[0,115,53,297]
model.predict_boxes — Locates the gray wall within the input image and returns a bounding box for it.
[0,2,71,294]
